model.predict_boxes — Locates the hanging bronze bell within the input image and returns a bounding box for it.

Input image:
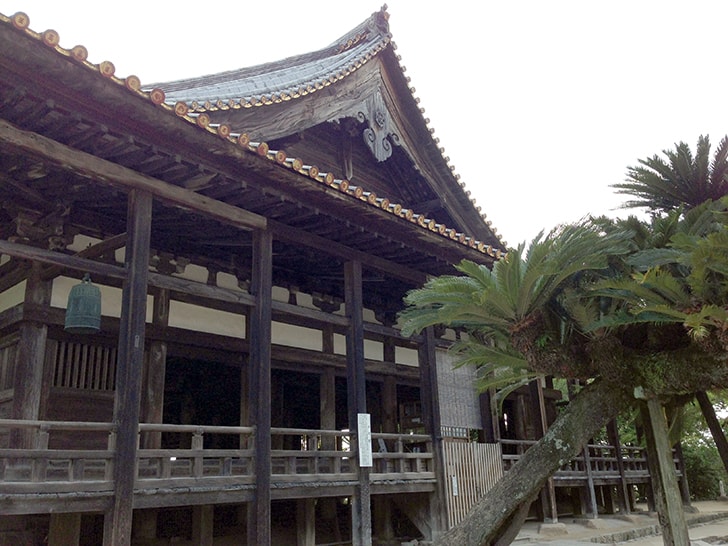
[64,273,101,334]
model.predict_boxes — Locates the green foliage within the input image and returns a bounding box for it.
[682,441,727,500]
[398,223,632,398]
[613,135,728,212]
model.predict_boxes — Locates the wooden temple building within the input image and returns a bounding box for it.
[0,6,662,546]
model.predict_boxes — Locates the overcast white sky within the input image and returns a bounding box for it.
[2,1,726,247]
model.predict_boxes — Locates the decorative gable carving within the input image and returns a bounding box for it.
[358,89,400,162]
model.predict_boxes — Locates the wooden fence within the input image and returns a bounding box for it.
[442,440,503,528]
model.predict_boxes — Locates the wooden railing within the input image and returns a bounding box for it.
[0,420,434,494]
[500,438,654,484]
[0,419,116,493]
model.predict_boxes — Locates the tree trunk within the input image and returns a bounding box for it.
[696,391,728,475]
[434,380,631,545]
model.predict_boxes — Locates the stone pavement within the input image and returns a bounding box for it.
[514,500,728,544]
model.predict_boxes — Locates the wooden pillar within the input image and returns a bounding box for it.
[132,510,157,542]
[247,229,273,546]
[344,260,371,546]
[418,327,447,538]
[373,495,395,543]
[296,498,316,546]
[529,378,558,523]
[48,512,81,546]
[321,322,337,439]
[321,368,336,440]
[133,288,170,539]
[192,505,214,546]
[641,398,689,545]
[141,287,169,449]
[10,261,51,448]
[674,442,693,507]
[697,391,728,476]
[103,189,153,546]
[479,390,498,442]
[582,444,599,518]
[381,323,397,436]
[606,419,631,514]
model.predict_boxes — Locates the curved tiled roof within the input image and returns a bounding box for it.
[154,11,390,110]
[0,9,506,261]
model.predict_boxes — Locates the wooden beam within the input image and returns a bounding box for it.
[104,190,153,546]
[271,220,427,286]
[0,238,255,308]
[0,239,126,280]
[0,118,266,231]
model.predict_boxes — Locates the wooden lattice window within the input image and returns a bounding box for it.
[52,340,117,391]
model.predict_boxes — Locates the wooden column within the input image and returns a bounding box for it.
[48,512,81,546]
[674,442,693,507]
[104,189,153,546]
[320,325,340,543]
[641,398,690,545]
[418,327,447,538]
[697,391,728,475]
[581,444,599,518]
[321,322,337,440]
[10,261,51,448]
[529,378,558,523]
[344,260,371,546]
[381,322,397,436]
[141,287,169,449]
[321,367,336,440]
[192,505,214,546]
[479,390,499,443]
[296,498,316,546]
[247,229,273,546]
[606,419,632,514]
[136,288,166,544]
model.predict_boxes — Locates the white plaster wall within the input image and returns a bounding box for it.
[168,300,245,338]
[0,281,26,312]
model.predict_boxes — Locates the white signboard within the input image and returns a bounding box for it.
[357,413,373,467]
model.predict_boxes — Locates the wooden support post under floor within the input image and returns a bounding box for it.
[192,505,214,546]
[48,513,81,546]
[296,498,316,546]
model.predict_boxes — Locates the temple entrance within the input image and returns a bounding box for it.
[162,357,241,448]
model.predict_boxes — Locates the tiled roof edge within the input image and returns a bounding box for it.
[389,39,507,249]
[0,10,506,261]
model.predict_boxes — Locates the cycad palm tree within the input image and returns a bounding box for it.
[613,135,728,212]
[400,223,636,545]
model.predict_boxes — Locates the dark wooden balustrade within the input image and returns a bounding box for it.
[500,438,658,486]
[0,420,434,496]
